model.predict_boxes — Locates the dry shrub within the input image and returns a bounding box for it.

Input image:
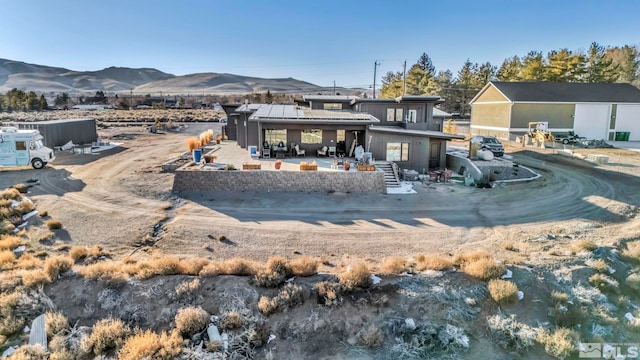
[338,263,372,290]
[0,250,16,268]
[45,311,69,339]
[622,241,640,263]
[49,349,74,360]
[258,283,307,315]
[589,273,619,293]
[15,254,40,270]
[453,249,493,266]
[501,242,518,252]
[217,258,259,276]
[254,268,287,287]
[588,258,609,273]
[551,291,570,305]
[625,273,640,294]
[69,246,88,262]
[415,254,454,271]
[182,258,210,275]
[289,255,319,276]
[87,245,108,258]
[570,239,597,254]
[36,231,55,243]
[488,279,519,305]
[0,235,23,250]
[380,257,407,274]
[266,256,293,277]
[536,328,577,359]
[13,184,28,194]
[187,137,200,152]
[0,292,24,337]
[220,310,244,330]
[175,306,209,337]
[0,220,14,235]
[21,269,51,288]
[175,278,201,297]
[14,200,35,215]
[460,255,505,281]
[0,188,20,200]
[206,340,223,352]
[357,326,382,348]
[316,281,343,306]
[8,344,47,359]
[38,210,48,217]
[82,318,130,356]
[44,255,73,280]
[118,329,182,360]
[133,256,186,279]
[46,219,63,230]
[79,261,129,288]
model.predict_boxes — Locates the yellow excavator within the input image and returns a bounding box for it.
[527,122,554,144]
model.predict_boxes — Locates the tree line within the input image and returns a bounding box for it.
[0,89,48,112]
[380,42,640,115]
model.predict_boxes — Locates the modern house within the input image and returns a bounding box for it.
[470,82,640,141]
[224,95,463,172]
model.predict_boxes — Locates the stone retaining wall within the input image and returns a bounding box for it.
[173,169,387,193]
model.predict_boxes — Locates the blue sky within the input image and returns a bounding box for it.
[1,0,638,88]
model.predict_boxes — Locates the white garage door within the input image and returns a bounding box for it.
[616,105,640,141]
[573,104,610,140]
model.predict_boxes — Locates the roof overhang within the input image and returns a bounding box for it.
[251,119,377,125]
[368,125,465,140]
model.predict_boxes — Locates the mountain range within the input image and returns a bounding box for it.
[0,58,333,95]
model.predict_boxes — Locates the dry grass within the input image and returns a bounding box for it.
[258,283,307,315]
[536,328,577,359]
[622,240,640,263]
[415,254,454,271]
[289,255,319,276]
[14,200,35,215]
[118,329,183,360]
[380,256,407,274]
[453,249,493,266]
[0,250,16,268]
[200,258,259,277]
[8,345,48,359]
[220,310,244,330]
[44,255,73,280]
[589,273,619,293]
[175,306,210,337]
[0,188,21,200]
[13,184,28,194]
[21,269,52,288]
[461,257,506,281]
[46,219,63,230]
[36,231,55,243]
[0,235,23,251]
[69,246,88,262]
[588,258,609,273]
[175,278,201,297]
[45,311,69,339]
[338,263,372,290]
[132,256,186,279]
[316,281,343,306]
[625,273,640,294]
[0,220,15,235]
[551,291,570,305]
[266,256,293,277]
[501,242,518,252]
[78,261,130,287]
[488,279,519,305]
[181,258,210,275]
[254,268,287,288]
[570,239,597,254]
[357,326,382,348]
[81,318,130,356]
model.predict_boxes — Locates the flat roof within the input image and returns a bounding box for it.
[303,95,359,102]
[248,104,379,123]
[11,118,96,125]
[368,125,465,140]
[351,95,445,105]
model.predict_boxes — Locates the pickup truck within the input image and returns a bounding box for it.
[554,132,585,145]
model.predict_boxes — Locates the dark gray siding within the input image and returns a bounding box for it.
[226,113,239,140]
[356,102,434,131]
[309,100,354,110]
[15,119,97,148]
[256,123,367,154]
[368,132,437,172]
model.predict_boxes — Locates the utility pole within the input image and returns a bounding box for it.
[403,60,407,96]
[373,60,380,99]
[333,80,336,96]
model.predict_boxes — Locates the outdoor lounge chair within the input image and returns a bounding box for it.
[317,145,329,157]
[295,144,306,157]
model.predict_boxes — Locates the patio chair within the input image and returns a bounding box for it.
[294,144,306,157]
[262,141,271,158]
[317,145,329,157]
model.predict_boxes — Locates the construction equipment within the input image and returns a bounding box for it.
[527,122,554,144]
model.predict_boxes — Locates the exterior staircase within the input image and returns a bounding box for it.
[374,161,401,188]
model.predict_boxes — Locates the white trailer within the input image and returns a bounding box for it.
[0,127,55,169]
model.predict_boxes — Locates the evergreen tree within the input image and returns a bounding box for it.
[380,71,403,98]
[585,42,618,82]
[39,95,48,110]
[417,53,436,77]
[405,64,428,95]
[520,51,546,80]
[607,45,639,83]
[546,49,585,82]
[496,56,522,81]
[454,60,478,116]
[473,62,497,88]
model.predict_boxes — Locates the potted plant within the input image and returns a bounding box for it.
[187,137,202,162]
[275,159,282,170]
[344,161,350,171]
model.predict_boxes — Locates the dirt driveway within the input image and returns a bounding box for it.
[1,125,639,267]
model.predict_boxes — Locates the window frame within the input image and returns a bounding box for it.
[323,103,342,110]
[15,141,27,151]
[386,142,409,162]
[301,129,323,144]
[264,129,287,146]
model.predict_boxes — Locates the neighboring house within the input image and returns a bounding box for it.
[470,82,640,141]
[140,98,177,108]
[226,95,463,172]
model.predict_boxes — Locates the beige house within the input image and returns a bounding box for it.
[470,82,640,141]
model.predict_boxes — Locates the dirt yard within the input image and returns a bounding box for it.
[1,124,640,359]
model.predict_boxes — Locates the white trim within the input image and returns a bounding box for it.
[510,127,574,132]
[471,124,574,132]
[469,82,511,104]
[512,101,640,105]
[470,125,510,131]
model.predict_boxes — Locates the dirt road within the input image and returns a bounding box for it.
[1,125,638,264]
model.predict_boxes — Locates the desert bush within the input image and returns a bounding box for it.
[36,231,55,243]
[380,257,407,274]
[0,292,25,337]
[133,256,186,279]
[79,261,129,288]
[45,311,69,339]
[289,255,319,276]
[13,184,28,194]
[486,313,537,350]
[589,273,619,293]
[13,200,35,215]
[588,258,609,273]
[8,344,47,359]
[536,328,577,359]
[0,220,14,235]
[187,137,200,152]
[254,268,287,288]
[44,255,73,280]
[338,263,372,290]
[218,258,259,276]
[21,269,52,288]
[501,242,518,252]
[570,239,597,254]
[49,349,74,360]
[488,279,519,305]
[622,241,640,263]
[0,188,20,200]
[46,219,63,230]
[551,291,570,305]
[69,246,88,262]
[625,273,640,294]
[453,250,492,266]
[258,283,307,315]
[357,326,382,348]
[415,254,454,271]
[38,210,48,217]
[461,257,506,281]
[266,256,293,277]
[316,281,343,306]
[0,235,22,251]
[82,318,130,356]
[220,310,244,330]
[175,306,209,337]
[0,250,16,268]
[181,258,210,275]
[175,278,201,297]
[118,329,182,360]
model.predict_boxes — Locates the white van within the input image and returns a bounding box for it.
[0,127,55,169]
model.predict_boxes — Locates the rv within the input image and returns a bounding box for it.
[0,127,55,169]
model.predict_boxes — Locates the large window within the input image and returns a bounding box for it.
[265,129,287,146]
[386,142,409,162]
[302,129,322,144]
[386,108,404,122]
[323,103,342,110]
[337,129,345,142]
[15,141,26,151]
[407,110,417,123]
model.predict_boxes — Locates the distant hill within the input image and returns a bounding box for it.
[0,58,333,95]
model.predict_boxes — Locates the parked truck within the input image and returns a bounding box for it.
[0,127,55,169]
